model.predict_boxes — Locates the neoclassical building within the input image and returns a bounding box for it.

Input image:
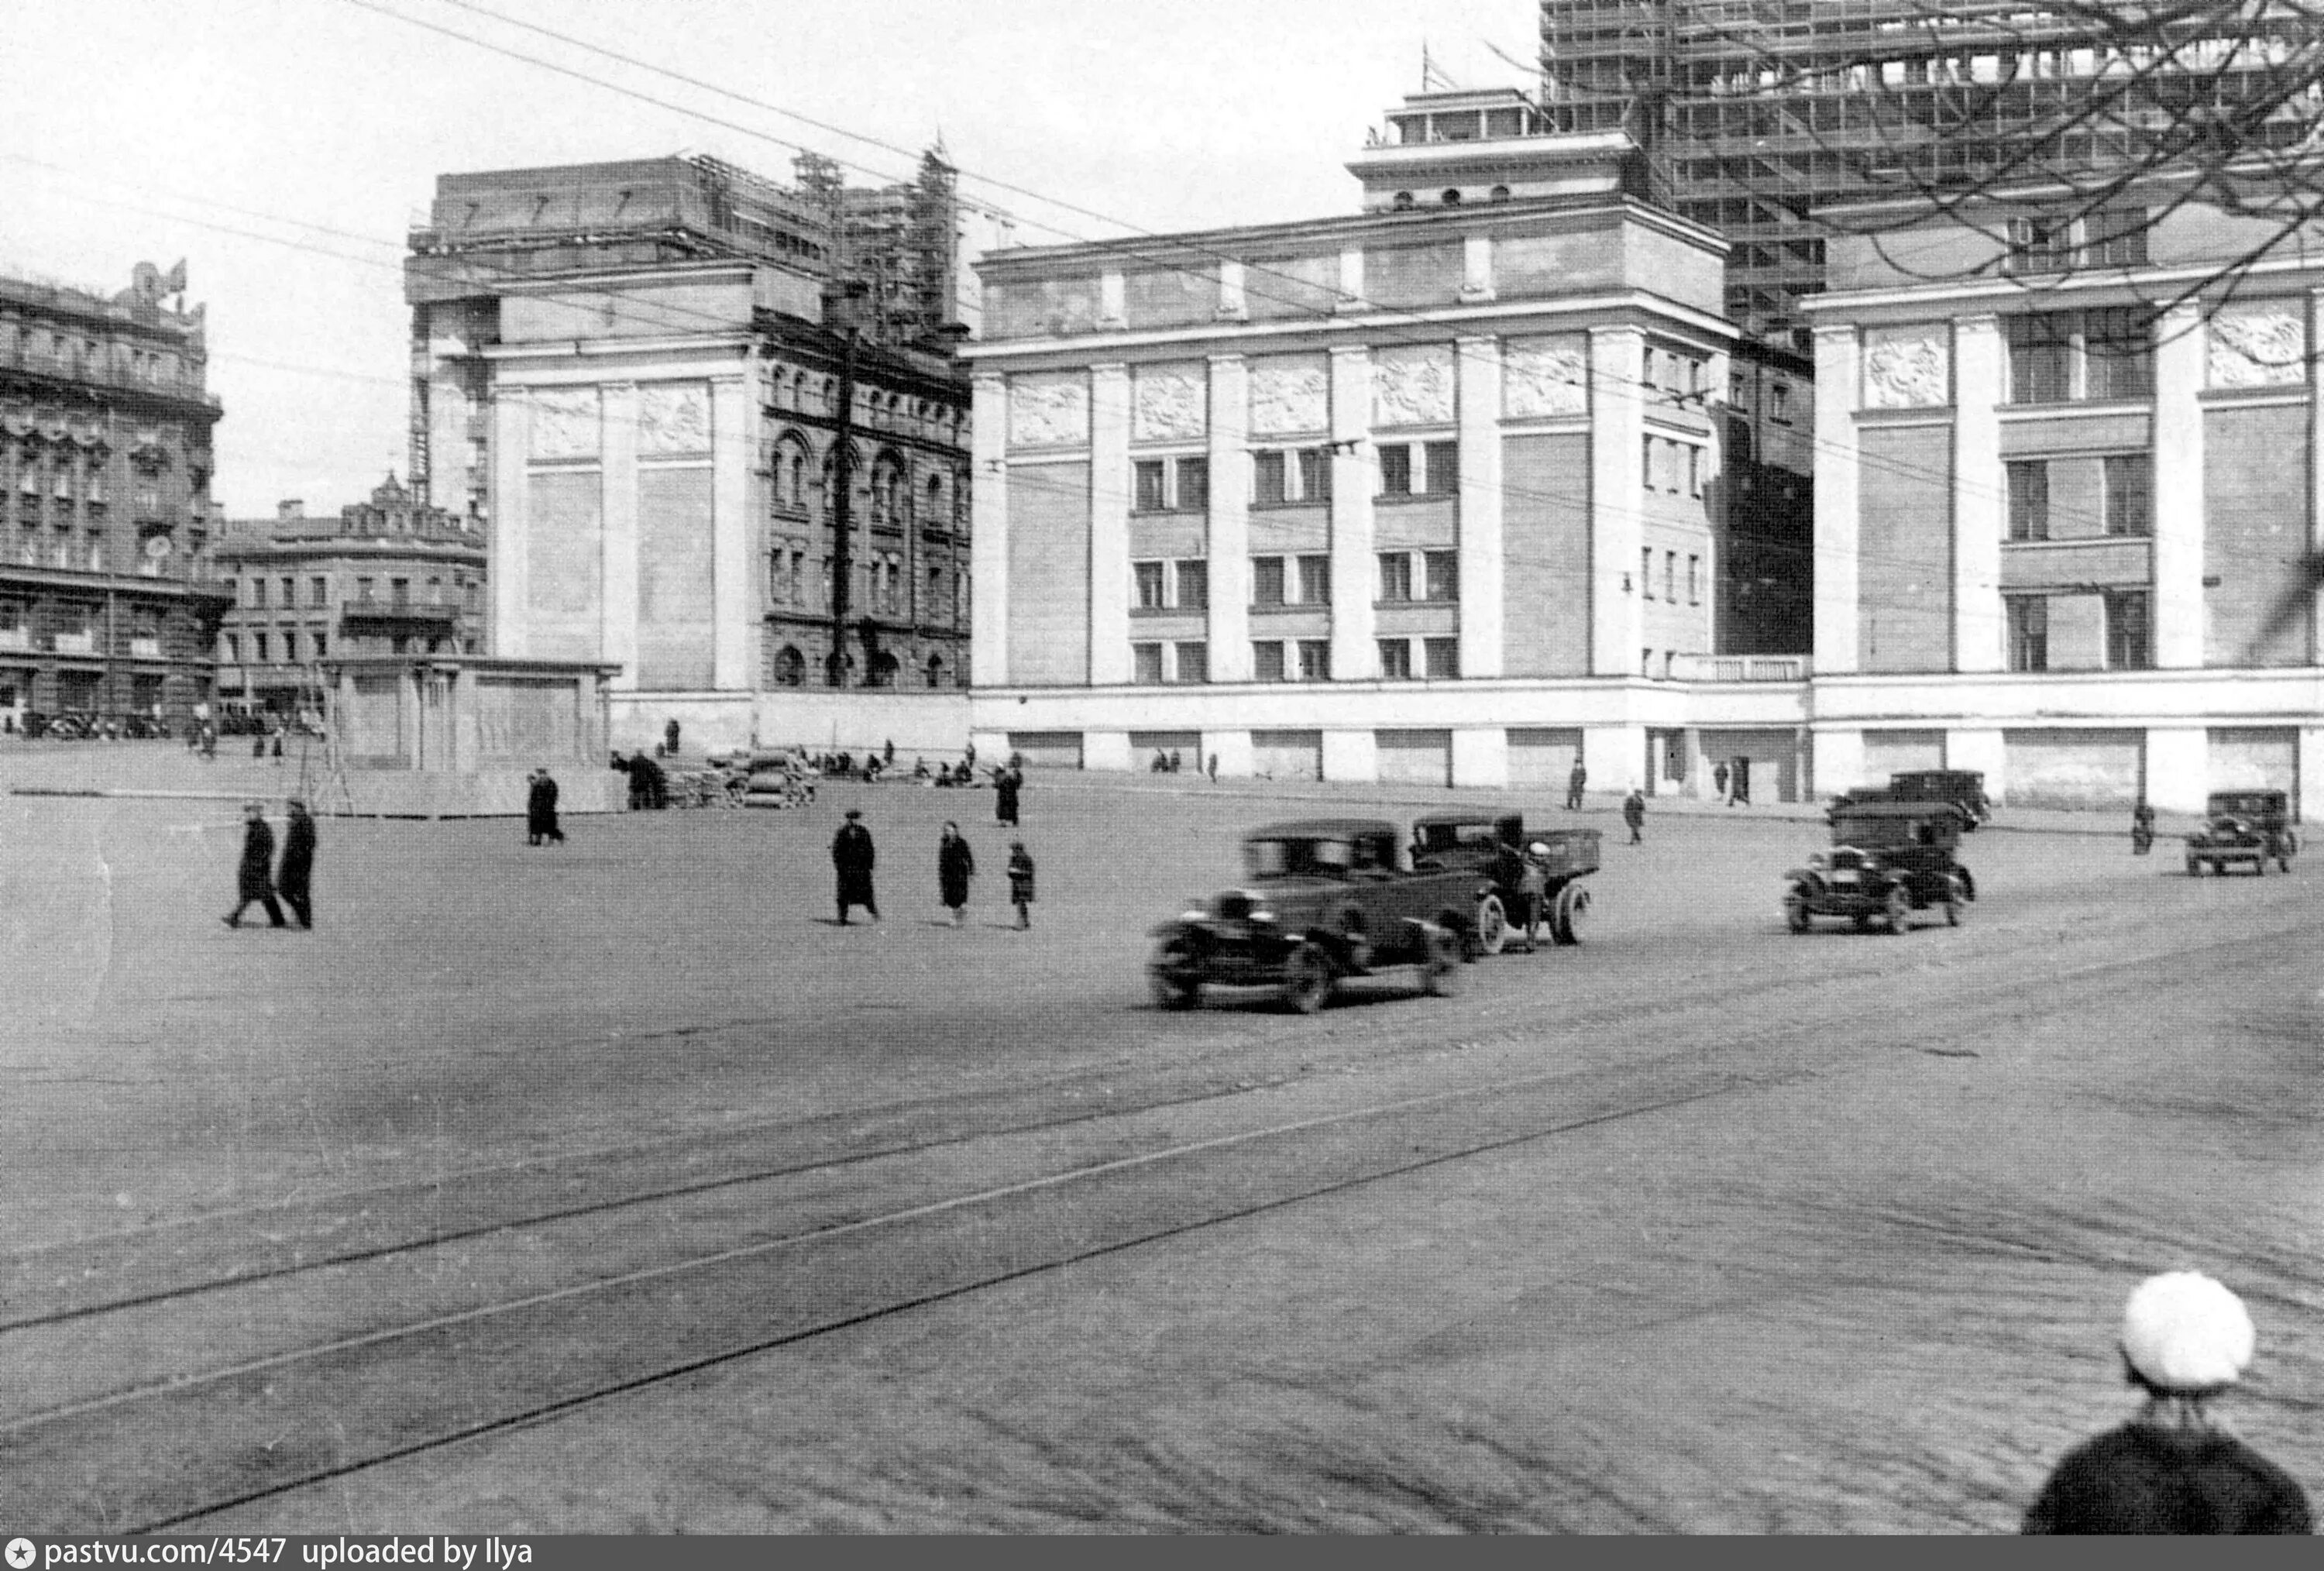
[962,91,1798,792]
[1806,173,2324,818]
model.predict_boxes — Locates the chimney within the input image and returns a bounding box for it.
[277,500,304,521]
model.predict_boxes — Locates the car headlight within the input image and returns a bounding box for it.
[1249,909,1278,924]
[1807,852,1827,870]
[1181,909,1205,923]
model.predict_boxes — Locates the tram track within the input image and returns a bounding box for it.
[3,906,2305,1535]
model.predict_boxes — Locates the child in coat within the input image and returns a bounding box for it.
[1006,841,1035,930]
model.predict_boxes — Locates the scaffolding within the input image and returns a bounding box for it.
[1538,2,2324,335]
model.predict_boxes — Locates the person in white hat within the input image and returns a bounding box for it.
[2023,1271,2311,1533]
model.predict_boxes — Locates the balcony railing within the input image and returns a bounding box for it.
[342,599,459,625]
[1669,653,1811,682]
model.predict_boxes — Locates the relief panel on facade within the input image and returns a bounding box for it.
[638,382,712,456]
[1132,364,1207,442]
[1501,338,1588,418]
[1009,373,1091,448]
[1862,325,1950,409]
[2206,303,2306,389]
[528,388,602,461]
[1371,345,1455,428]
[1247,356,1329,436]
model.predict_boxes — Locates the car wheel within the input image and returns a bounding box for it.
[1422,930,1460,996]
[1552,883,1591,945]
[1473,894,1508,957]
[1784,888,1811,933]
[1283,943,1334,1015]
[1150,940,1202,1010]
[1885,885,1913,933]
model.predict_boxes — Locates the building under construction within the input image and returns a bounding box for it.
[1539,2,2324,338]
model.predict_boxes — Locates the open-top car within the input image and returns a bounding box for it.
[1784,799,1974,934]
[2185,789,2298,876]
[1407,810,1600,954]
[1149,818,1470,1013]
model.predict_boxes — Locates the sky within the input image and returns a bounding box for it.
[0,0,1536,515]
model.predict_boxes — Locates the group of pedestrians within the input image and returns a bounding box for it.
[833,799,1035,930]
[222,799,316,930]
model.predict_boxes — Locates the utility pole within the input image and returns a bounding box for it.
[829,322,858,686]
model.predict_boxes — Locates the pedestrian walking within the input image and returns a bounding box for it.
[277,798,316,930]
[222,802,287,928]
[201,722,217,761]
[1006,841,1035,930]
[271,727,284,765]
[995,763,1023,828]
[1207,753,1219,783]
[1512,842,1550,953]
[528,768,564,845]
[1621,788,1646,846]
[1566,760,1588,812]
[1713,760,1730,803]
[832,809,878,924]
[253,728,267,761]
[937,820,975,926]
[2023,1271,2311,1535]
[664,717,682,758]
[884,737,896,770]
[2131,799,2157,856]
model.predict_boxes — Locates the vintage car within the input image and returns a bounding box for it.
[1783,800,1974,933]
[1407,810,1601,954]
[1830,771,1992,830]
[1148,818,1467,1012]
[2185,789,2298,876]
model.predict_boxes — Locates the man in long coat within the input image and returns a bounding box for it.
[937,821,975,925]
[223,802,286,928]
[528,769,564,845]
[1566,760,1587,811]
[994,765,1022,828]
[833,810,878,923]
[277,799,317,930]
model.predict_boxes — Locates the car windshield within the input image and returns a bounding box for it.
[1244,837,1354,880]
[2210,795,2276,818]
[1831,815,1927,849]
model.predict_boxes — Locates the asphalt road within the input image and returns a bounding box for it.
[2,766,2319,1531]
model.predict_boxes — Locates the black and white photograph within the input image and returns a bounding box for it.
[5,0,2324,1538]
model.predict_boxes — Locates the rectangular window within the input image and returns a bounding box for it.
[1686,445,1703,497]
[391,578,410,607]
[310,576,328,607]
[1134,459,1167,512]
[2007,460,2050,541]
[1687,555,1700,605]
[2007,596,2049,672]
[2085,308,2154,400]
[1377,552,1413,603]
[1297,446,1331,504]
[1642,435,1657,493]
[1174,559,1208,610]
[223,632,239,662]
[312,632,327,660]
[1296,554,1332,606]
[1252,640,1286,681]
[1665,551,1677,603]
[2006,315,2075,404]
[2104,454,2152,537]
[1423,549,1459,602]
[1424,636,1459,679]
[249,578,266,609]
[1251,555,1286,607]
[1174,456,1208,511]
[1173,641,1208,684]
[1641,546,1655,598]
[2003,215,2077,276]
[1132,641,1164,685]
[1253,451,1288,507]
[357,576,374,603]
[1770,383,1791,421]
[1423,440,1459,495]
[1377,445,1412,497]
[1377,638,1412,679]
[253,631,270,663]
[1297,638,1331,681]
[280,577,295,606]
[281,631,299,664]
[2082,208,2149,269]
[1133,560,1167,609]
[2106,590,2152,669]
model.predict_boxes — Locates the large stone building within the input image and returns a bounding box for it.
[404,155,971,739]
[0,262,225,729]
[214,475,487,714]
[1805,171,2324,819]
[963,91,1806,792]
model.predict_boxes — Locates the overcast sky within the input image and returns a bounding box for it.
[0,0,1535,514]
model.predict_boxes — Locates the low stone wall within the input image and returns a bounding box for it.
[342,768,627,819]
[610,690,972,760]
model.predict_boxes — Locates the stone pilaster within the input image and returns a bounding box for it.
[1088,362,1132,685]
[2153,301,2205,669]
[710,374,752,689]
[490,380,528,657]
[1587,325,1645,676]
[1327,345,1374,679]
[600,380,640,689]
[1953,316,2003,673]
[1812,325,1860,675]
[1206,354,1251,681]
[968,372,1009,687]
[1454,335,1503,678]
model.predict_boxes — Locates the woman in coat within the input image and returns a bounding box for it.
[937,822,975,925]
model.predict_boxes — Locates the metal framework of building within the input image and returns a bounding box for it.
[1539,2,2324,337]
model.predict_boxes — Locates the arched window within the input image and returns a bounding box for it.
[926,653,945,688]
[1392,191,1415,210]
[1489,184,1511,203]
[1440,188,1463,206]
[824,649,850,687]
[926,473,944,527]
[774,645,805,687]
[869,651,900,689]
[786,449,806,509]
